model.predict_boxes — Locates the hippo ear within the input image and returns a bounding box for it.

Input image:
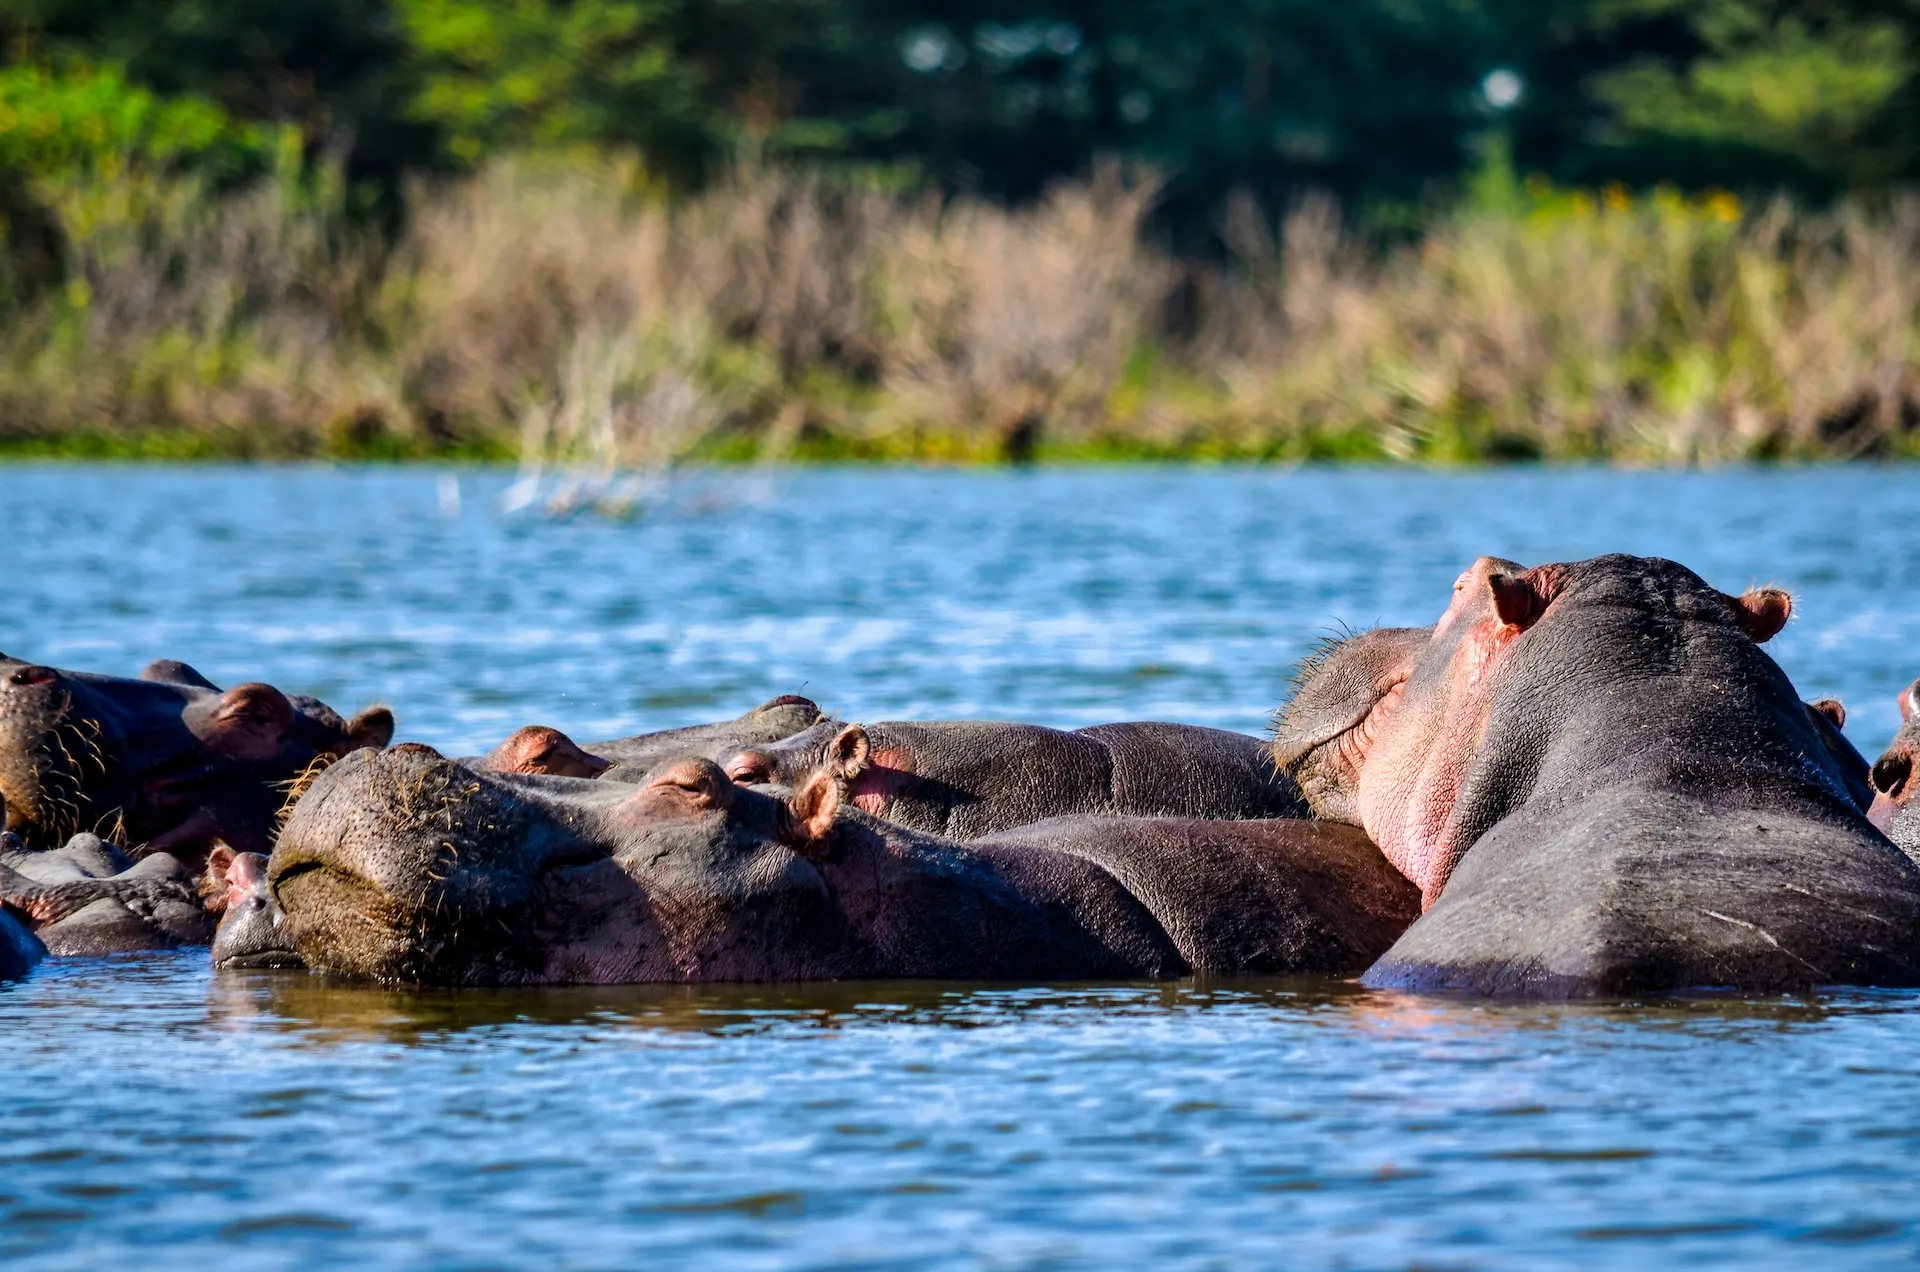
[1486,573,1546,632]
[1729,587,1792,643]
[1902,681,1919,723]
[826,725,872,782]
[140,659,220,690]
[344,706,394,752]
[1809,698,1847,730]
[788,773,842,846]
[202,684,295,758]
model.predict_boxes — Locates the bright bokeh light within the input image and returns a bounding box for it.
[1483,68,1524,110]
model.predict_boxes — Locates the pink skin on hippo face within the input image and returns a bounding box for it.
[1870,679,1920,848]
[1348,556,1792,907]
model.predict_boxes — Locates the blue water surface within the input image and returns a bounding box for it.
[2,465,1919,1269]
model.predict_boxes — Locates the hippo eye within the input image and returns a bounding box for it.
[726,761,771,785]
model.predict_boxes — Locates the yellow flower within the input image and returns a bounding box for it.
[1705,191,1742,223]
[1603,182,1632,212]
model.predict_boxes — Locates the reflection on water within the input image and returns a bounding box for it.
[3,465,1920,1267]
[5,956,1920,1268]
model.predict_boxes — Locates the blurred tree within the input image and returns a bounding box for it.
[0,0,432,184]
[0,0,1916,241]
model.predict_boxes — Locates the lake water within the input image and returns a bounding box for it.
[2,464,1919,1269]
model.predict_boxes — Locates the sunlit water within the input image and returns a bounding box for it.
[2,465,1919,1269]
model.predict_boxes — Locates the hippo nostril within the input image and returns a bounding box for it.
[1873,752,1913,802]
[8,666,56,687]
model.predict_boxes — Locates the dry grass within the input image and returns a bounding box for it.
[0,156,1917,464]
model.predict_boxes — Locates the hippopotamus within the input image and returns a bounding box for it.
[205,846,299,968]
[268,745,1419,985]
[472,696,827,781]
[0,814,211,953]
[719,719,1307,837]
[0,905,42,979]
[0,655,392,861]
[1273,554,1920,997]
[1870,679,1920,855]
[585,696,826,778]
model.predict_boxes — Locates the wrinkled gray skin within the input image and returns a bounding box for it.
[0,823,211,954]
[721,719,1307,838]
[1279,554,1920,997]
[1870,679,1920,855]
[269,746,1418,986]
[208,849,300,968]
[0,654,392,861]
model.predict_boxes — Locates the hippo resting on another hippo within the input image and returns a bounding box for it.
[1870,679,1920,856]
[1273,554,1920,998]
[0,655,393,861]
[475,695,827,780]
[718,719,1307,836]
[268,745,1417,985]
[0,791,210,953]
[481,705,1307,835]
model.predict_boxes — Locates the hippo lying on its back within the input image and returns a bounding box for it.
[720,719,1307,837]
[1871,679,1920,855]
[269,746,1418,985]
[477,696,826,780]
[1273,554,1920,998]
[0,655,392,861]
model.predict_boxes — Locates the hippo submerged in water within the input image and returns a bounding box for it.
[1273,554,1920,998]
[1871,679,1920,855]
[205,846,300,968]
[267,745,1417,985]
[475,695,827,779]
[0,655,393,862]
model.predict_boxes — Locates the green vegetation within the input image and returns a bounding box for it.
[0,1,1917,464]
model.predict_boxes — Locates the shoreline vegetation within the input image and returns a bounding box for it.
[3,155,1919,468]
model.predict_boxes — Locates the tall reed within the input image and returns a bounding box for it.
[0,155,1914,464]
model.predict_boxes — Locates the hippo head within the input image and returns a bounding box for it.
[1269,627,1433,825]
[721,719,863,790]
[206,846,302,968]
[0,655,392,858]
[1870,679,1920,852]
[1273,556,1811,906]
[270,746,853,984]
[484,726,613,779]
